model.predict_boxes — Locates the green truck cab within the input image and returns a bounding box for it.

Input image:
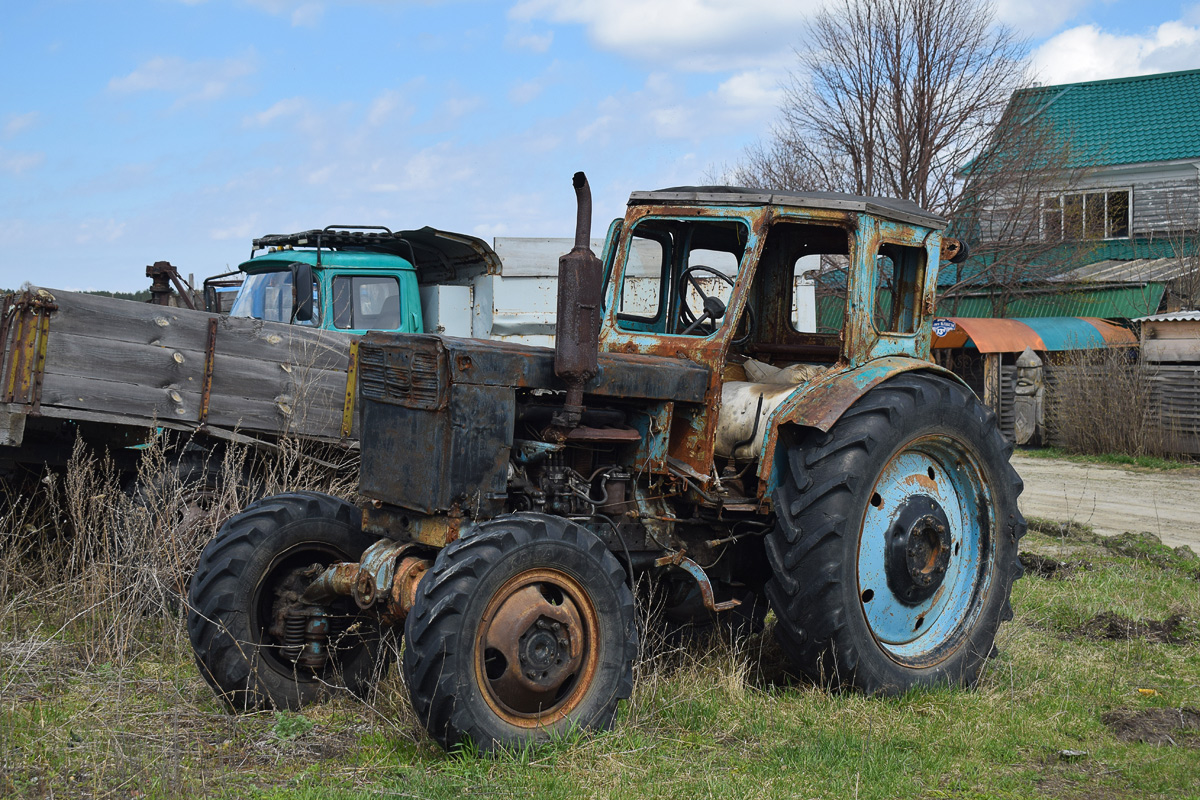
[207,225,501,336]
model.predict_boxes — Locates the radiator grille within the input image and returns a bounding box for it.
[358,339,447,410]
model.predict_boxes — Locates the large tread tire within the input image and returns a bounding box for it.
[765,374,1025,693]
[187,491,382,710]
[403,513,637,753]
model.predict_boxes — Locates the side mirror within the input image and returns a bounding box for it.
[291,262,314,322]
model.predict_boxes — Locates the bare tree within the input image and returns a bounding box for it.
[732,0,1101,317]
[733,0,1026,216]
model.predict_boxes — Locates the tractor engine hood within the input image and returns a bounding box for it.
[355,332,709,518]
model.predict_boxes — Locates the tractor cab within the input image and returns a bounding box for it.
[598,187,966,486]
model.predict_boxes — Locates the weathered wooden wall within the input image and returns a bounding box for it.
[35,289,357,442]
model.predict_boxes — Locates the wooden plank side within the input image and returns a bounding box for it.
[40,329,352,416]
[33,288,358,439]
[42,330,204,391]
[39,372,204,421]
[41,287,354,365]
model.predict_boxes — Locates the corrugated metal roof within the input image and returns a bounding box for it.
[1053,257,1196,284]
[932,317,1136,352]
[1009,69,1200,168]
[938,283,1166,319]
[1134,310,1200,322]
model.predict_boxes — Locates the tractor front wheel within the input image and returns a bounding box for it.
[187,491,383,709]
[765,374,1025,693]
[403,513,637,752]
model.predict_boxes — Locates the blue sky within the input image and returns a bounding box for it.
[3,0,1199,292]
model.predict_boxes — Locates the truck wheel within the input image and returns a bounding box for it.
[187,491,382,710]
[765,374,1025,693]
[403,513,637,752]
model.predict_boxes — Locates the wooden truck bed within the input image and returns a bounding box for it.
[1,287,360,456]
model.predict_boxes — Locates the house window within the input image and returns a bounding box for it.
[1042,190,1130,241]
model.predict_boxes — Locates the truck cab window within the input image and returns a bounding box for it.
[229,269,320,325]
[615,218,747,337]
[332,276,402,331]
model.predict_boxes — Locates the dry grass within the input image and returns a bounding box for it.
[2,447,1199,799]
[1045,349,1173,458]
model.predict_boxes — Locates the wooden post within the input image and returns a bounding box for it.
[982,353,1001,416]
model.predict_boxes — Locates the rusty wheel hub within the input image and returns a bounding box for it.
[885,495,952,605]
[476,569,599,724]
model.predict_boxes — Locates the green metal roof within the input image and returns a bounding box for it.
[1011,69,1200,168]
[816,283,1166,331]
[936,284,1166,319]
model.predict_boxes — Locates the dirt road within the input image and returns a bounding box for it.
[1009,453,1200,551]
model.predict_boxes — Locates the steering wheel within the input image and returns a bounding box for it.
[676,264,753,343]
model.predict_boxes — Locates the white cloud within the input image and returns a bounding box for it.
[510,0,817,72]
[715,70,784,115]
[1033,21,1200,83]
[506,28,554,52]
[367,89,412,126]
[508,60,562,105]
[291,3,324,27]
[4,112,40,138]
[108,53,257,105]
[993,0,1091,37]
[75,218,127,244]
[210,217,260,241]
[0,148,44,174]
[244,97,307,127]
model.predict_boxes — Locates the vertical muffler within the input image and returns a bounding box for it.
[551,172,603,431]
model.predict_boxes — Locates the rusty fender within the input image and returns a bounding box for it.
[756,357,969,503]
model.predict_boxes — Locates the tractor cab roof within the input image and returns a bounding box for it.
[629,186,946,231]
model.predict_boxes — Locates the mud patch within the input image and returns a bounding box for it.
[1081,611,1192,644]
[1102,707,1200,746]
[1020,551,1090,579]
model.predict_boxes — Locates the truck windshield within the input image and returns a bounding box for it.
[230,269,319,325]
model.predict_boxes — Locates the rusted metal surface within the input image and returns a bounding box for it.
[654,551,743,612]
[145,261,196,310]
[198,317,218,424]
[552,172,604,431]
[385,556,429,625]
[301,538,433,625]
[1,290,56,408]
[473,567,600,727]
[756,357,969,504]
[340,338,359,438]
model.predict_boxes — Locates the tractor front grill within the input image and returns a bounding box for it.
[359,337,448,411]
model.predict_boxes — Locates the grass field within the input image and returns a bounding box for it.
[2,446,1198,799]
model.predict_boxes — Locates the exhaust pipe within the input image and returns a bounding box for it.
[552,172,603,431]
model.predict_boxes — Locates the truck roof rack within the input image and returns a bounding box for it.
[250,225,501,285]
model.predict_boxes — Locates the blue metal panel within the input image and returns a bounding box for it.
[1013,316,1105,351]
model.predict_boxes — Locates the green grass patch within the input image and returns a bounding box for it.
[3,533,1200,799]
[1019,446,1198,471]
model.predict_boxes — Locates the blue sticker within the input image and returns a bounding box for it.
[931,318,957,337]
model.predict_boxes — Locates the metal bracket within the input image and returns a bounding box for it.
[653,550,743,612]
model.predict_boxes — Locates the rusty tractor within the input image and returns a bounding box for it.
[187,173,1024,752]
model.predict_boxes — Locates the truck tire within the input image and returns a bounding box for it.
[187,491,382,710]
[403,513,637,752]
[764,374,1025,693]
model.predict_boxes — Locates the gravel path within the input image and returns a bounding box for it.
[1009,453,1200,551]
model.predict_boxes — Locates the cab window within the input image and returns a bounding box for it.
[332,276,402,330]
[615,218,748,337]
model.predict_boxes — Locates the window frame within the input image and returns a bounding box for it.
[1041,188,1132,242]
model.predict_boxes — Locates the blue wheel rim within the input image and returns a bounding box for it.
[856,436,995,666]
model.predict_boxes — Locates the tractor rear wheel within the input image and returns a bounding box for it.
[765,374,1025,693]
[403,513,637,752]
[187,491,382,710]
